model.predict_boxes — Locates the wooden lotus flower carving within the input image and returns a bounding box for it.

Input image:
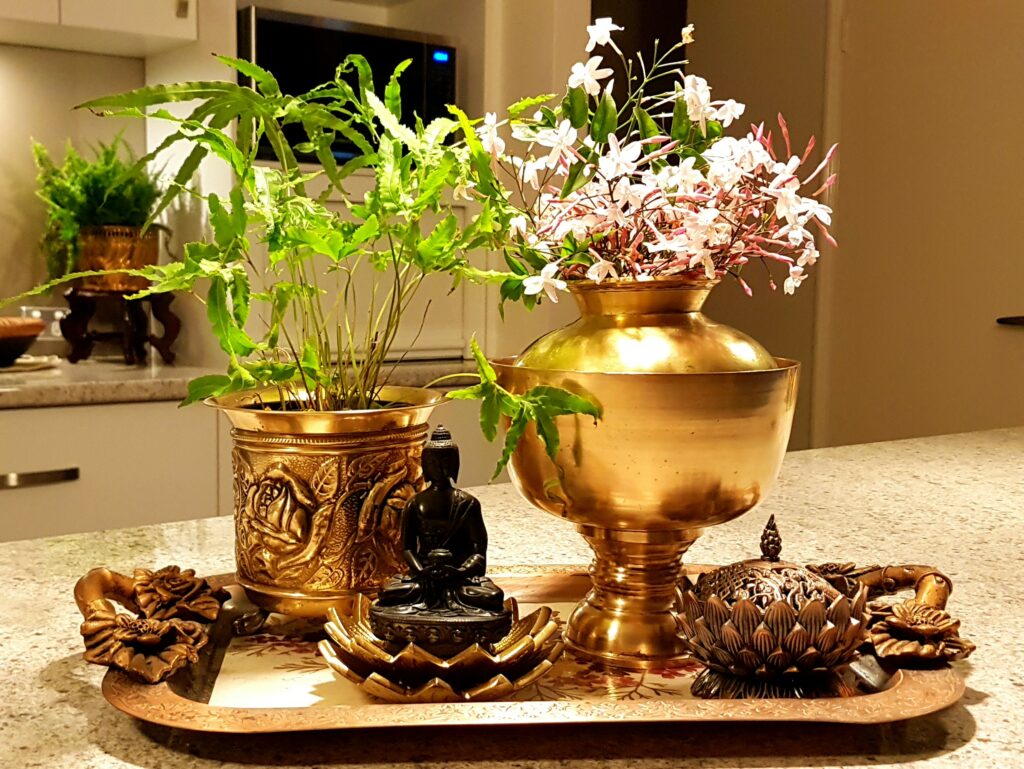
[806,562,976,663]
[74,566,227,684]
[132,566,226,622]
[679,517,870,699]
[80,607,208,684]
[869,600,976,662]
[680,587,869,699]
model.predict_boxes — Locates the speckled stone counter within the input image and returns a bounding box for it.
[1,427,1022,768]
[0,358,470,409]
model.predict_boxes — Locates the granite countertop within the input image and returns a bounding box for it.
[0,358,471,409]
[1,427,1022,768]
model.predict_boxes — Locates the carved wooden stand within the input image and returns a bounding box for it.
[60,288,180,365]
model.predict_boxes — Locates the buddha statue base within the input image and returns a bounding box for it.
[369,602,513,657]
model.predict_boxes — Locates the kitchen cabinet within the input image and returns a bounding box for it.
[61,0,196,44]
[0,0,197,57]
[0,401,219,542]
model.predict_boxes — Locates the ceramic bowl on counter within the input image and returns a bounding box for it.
[0,317,46,368]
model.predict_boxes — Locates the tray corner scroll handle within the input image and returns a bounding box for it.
[74,565,228,684]
[807,562,976,664]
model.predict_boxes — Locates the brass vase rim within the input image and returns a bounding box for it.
[80,224,159,237]
[567,276,719,294]
[208,384,442,410]
[206,384,444,434]
[494,356,800,378]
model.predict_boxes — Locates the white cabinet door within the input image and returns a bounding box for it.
[0,0,59,23]
[60,0,197,42]
[0,401,219,542]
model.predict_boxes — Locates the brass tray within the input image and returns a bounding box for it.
[100,571,965,732]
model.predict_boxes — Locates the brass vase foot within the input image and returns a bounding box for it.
[566,526,699,670]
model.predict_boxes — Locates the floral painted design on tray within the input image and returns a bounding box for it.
[218,601,708,704]
[513,652,704,702]
[232,615,328,673]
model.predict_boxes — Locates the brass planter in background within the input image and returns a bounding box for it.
[77,225,159,292]
[494,278,799,670]
[210,386,443,618]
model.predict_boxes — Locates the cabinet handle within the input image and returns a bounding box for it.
[0,468,80,490]
[997,316,1024,326]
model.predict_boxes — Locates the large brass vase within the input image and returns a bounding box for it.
[493,279,799,669]
[210,386,443,618]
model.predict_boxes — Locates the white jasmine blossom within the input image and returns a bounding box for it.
[523,261,567,303]
[508,214,529,236]
[478,112,504,156]
[586,17,624,52]
[568,57,614,97]
[683,75,714,134]
[453,179,476,201]
[597,134,644,180]
[586,258,618,283]
[714,99,745,127]
[484,21,836,297]
[534,120,578,168]
[784,266,806,294]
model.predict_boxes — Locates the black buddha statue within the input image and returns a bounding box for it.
[369,426,512,656]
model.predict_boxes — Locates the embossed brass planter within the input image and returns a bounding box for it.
[77,225,159,292]
[211,386,443,618]
[494,278,799,670]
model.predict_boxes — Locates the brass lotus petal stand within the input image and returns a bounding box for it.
[318,595,564,703]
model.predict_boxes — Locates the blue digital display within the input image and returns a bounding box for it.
[432,49,451,63]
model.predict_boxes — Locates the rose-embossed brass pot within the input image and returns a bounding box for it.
[493,278,799,670]
[210,386,443,618]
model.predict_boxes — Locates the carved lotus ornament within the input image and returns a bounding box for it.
[679,516,870,699]
[806,562,976,663]
[81,608,208,684]
[869,600,976,662]
[132,566,226,622]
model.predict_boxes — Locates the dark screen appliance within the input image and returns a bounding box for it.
[237,6,457,161]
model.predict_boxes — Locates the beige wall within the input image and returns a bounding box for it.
[687,0,828,450]
[479,0,590,358]
[813,1,1024,445]
[0,44,144,300]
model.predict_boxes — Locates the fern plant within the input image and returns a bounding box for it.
[33,136,161,280]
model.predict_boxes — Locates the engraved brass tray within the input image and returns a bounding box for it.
[100,571,965,732]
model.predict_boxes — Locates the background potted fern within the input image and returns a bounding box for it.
[7,56,598,617]
[34,136,161,292]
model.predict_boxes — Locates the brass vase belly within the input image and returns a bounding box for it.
[493,278,799,670]
[210,386,443,618]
